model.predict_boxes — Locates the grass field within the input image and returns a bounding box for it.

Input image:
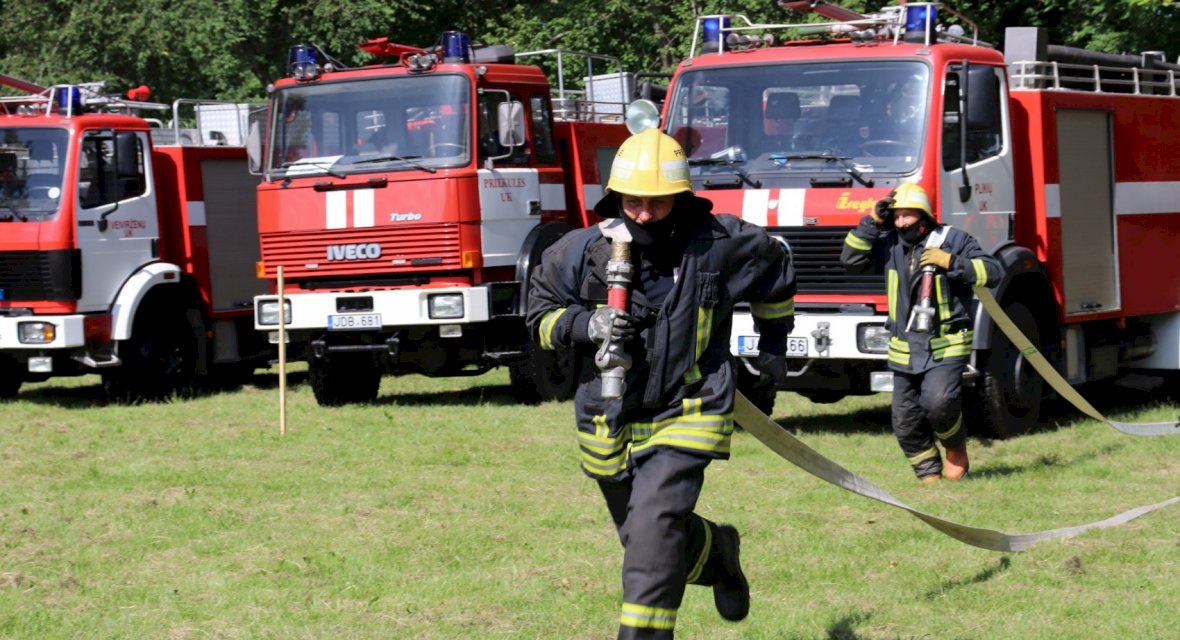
[2,368,1178,639]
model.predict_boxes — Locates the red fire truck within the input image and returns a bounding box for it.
[0,78,269,401]
[644,1,1180,436]
[249,33,633,405]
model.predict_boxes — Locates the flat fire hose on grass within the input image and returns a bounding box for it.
[733,286,1180,552]
[735,394,1179,551]
[973,287,1180,436]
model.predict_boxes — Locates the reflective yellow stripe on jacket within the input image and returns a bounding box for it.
[887,270,899,323]
[630,410,734,457]
[684,306,713,384]
[537,308,568,350]
[750,297,795,320]
[577,413,630,477]
[931,330,974,361]
[970,257,989,285]
[844,230,872,252]
[888,336,910,366]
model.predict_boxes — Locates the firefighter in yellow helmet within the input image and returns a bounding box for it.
[841,183,1004,483]
[527,127,796,638]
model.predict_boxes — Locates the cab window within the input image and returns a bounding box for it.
[478,91,530,164]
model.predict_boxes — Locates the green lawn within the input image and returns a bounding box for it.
[1,369,1177,639]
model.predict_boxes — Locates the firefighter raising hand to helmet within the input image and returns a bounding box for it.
[527,128,796,638]
[842,183,1003,483]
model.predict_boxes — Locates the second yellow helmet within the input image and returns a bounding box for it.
[888,182,932,217]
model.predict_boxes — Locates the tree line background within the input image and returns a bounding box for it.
[2,0,1178,104]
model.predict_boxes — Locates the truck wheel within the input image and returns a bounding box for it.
[309,353,382,406]
[735,360,776,416]
[0,358,22,399]
[509,342,580,404]
[975,301,1043,439]
[104,304,198,403]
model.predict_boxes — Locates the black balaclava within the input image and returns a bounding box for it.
[621,209,679,247]
[898,214,933,246]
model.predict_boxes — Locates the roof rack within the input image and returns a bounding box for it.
[688,2,983,58]
[0,82,167,117]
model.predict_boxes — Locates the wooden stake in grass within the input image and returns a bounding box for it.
[277,265,287,436]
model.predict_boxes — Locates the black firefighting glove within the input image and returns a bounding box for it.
[751,350,788,392]
[587,307,637,345]
[871,189,897,228]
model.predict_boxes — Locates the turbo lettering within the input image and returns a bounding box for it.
[835,192,876,214]
[326,243,382,261]
[388,212,423,222]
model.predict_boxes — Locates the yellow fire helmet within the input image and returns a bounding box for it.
[888,182,933,217]
[605,128,692,197]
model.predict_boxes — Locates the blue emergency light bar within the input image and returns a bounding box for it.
[289,44,321,81]
[904,4,937,43]
[441,31,470,63]
[702,16,731,51]
[56,86,82,115]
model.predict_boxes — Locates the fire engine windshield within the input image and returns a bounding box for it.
[0,128,68,220]
[666,61,930,182]
[268,74,471,176]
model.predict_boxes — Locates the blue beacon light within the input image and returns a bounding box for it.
[702,16,730,52]
[904,5,937,41]
[57,86,82,115]
[289,45,320,80]
[441,31,470,63]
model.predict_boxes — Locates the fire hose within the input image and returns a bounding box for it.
[734,285,1180,552]
[596,219,634,399]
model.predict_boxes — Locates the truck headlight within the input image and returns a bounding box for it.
[428,293,464,319]
[858,324,890,354]
[18,321,56,344]
[257,300,292,326]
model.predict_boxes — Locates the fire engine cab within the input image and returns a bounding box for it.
[0,78,269,400]
[250,32,634,405]
[646,1,1180,436]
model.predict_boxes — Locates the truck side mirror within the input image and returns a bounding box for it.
[247,121,263,175]
[966,66,997,131]
[497,101,525,148]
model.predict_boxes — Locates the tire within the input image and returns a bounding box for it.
[309,352,382,406]
[974,301,1043,439]
[509,341,580,404]
[0,357,22,399]
[735,359,776,417]
[103,303,199,403]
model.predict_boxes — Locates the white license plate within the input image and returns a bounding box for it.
[328,313,382,330]
[738,336,808,357]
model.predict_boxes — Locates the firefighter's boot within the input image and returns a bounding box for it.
[944,445,970,480]
[712,525,750,622]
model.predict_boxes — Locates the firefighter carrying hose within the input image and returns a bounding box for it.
[841,183,1004,483]
[527,128,795,638]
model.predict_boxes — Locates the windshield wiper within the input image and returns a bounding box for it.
[0,200,28,222]
[773,153,874,188]
[280,160,346,179]
[688,157,762,189]
[351,154,436,174]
